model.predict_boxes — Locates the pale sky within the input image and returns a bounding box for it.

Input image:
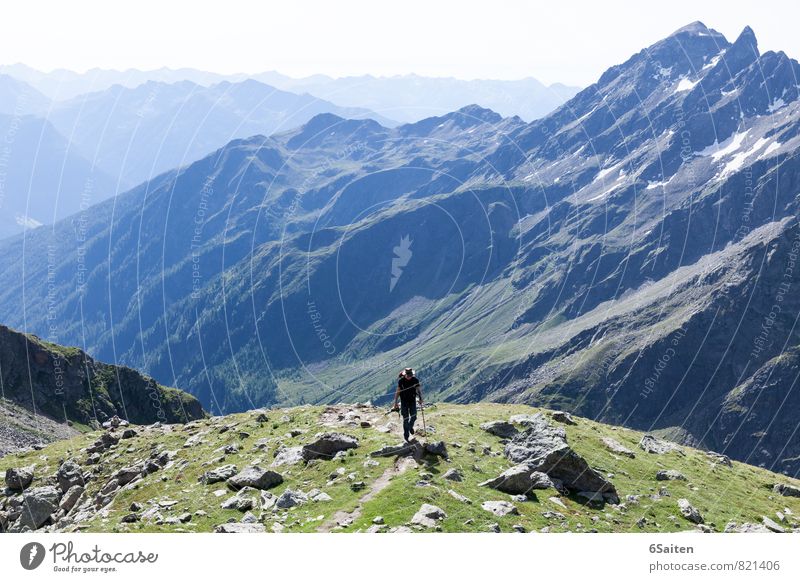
[0,0,797,86]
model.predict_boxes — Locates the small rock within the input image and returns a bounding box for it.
[443,468,463,482]
[677,498,703,524]
[639,435,684,455]
[276,489,308,509]
[199,464,238,485]
[448,489,472,504]
[656,469,687,481]
[600,437,635,458]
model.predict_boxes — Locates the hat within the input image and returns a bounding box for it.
[402,367,414,376]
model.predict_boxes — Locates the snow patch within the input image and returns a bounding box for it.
[646,177,673,190]
[674,77,699,93]
[762,141,781,157]
[15,215,42,229]
[703,54,723,70]
[697,130,749,160]
[768,98,786,113]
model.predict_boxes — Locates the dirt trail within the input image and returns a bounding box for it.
[316,404,424,532]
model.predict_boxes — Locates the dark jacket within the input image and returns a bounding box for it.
[397,375,420,403]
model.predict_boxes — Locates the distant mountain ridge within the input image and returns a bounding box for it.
[0,63,580,122]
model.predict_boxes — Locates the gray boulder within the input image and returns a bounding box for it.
[271,446,304,467]
[57,461,86,492]
[639,435,684,455]
[59,485,84,514]
[227,466,283,491]
[762,516,785,533]
[410,504,447,527]
[550,411,576,425]
[481,500,519,516]
[302,433,359,460]
[276,489,308,509]
[19,485,60,529]
[5,466,34,491]
[677,498,703,524]
[221,488,257,511]
[773,483,800,498]
[503,415,617,501]
[656,470,687,481]
[479,465,553,495]
[424,441,448,459]
[200,464,238,484]
[113,465,143,487]
[706,451,732,467]
[600,437,636,458]
[480,420,518,438]
[443,468,463,482]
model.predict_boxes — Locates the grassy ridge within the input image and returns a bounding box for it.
[2,403,798,533]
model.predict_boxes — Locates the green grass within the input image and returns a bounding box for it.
[2,403,799,533]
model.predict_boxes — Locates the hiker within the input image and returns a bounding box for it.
[392,367,423,442]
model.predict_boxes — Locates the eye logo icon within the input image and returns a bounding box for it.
[20,542,46,570]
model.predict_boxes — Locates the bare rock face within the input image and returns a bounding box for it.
[503,414,617,502]
[302,433,359,460]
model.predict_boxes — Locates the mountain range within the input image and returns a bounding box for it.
[1,63,580,122]
[1,21,799,477]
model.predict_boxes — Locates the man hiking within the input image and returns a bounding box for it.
[392,367,423,442]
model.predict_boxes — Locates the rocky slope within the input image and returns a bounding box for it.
[0,22,799,475]
[1,403,798,533]
[0,324,205,455]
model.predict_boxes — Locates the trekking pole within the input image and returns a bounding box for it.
[419,401,427,436]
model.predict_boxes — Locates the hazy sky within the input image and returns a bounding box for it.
[1,0,796,86]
